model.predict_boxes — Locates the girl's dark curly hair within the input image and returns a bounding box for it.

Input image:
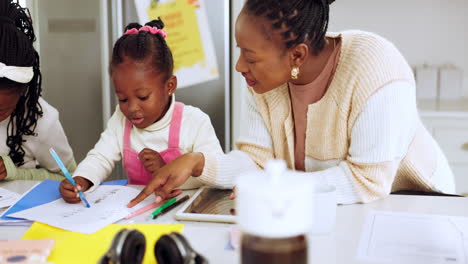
[0,0,43,166]
[110,17,174,80]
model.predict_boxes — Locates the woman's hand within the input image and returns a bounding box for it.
[0,157,6,181]
[127,152,205,208]
[138,148,166,174]
[59,176,92,203]
[229,187,236,200]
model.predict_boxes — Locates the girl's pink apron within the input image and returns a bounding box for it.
[123,102,184,185]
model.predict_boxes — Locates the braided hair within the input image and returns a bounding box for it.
[111,18,173,80]
[0,0,42,166]
[245,0,335,55]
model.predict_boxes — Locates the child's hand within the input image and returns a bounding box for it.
[0,157,6,181]
[59,176,92,203]
[127,152,204,208]
[138,148,166,174]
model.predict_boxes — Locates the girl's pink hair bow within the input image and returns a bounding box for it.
[124,26,167,39]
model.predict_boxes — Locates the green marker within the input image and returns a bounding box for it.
[151,197,177,219]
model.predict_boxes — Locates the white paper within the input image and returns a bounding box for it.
[451,217,468,237]
[0,187,20,209]
[0,183,39,226]
[8,186,153,234]
[357,211,467,264]
[0,219,32,226]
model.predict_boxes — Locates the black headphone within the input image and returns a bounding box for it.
[100,229,208,264]
[155,232,208,264]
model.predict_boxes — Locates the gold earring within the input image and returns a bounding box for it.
[291,67,300,80]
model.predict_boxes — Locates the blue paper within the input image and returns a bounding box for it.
[1,179,127,220]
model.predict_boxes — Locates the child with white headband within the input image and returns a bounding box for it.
[0,0,75,181]
[60,18,223,203]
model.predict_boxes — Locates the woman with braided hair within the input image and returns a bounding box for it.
[129,0,455,207]
[0,0,75,181]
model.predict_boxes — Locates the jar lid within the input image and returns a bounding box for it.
[236,160,314,238]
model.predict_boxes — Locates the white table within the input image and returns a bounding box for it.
[1,180,467,264]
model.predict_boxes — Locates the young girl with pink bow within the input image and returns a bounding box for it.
[60,19,223,203]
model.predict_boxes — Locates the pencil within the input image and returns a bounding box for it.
[124,201,160,220]
[49,148,91,208]
[153,195,190,219]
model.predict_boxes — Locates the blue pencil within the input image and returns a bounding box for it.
[49,148,91,208]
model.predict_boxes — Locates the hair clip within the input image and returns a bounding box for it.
[124,28,139,35]
[124,26,167,39]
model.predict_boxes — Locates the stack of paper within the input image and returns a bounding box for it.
[8,185,154,234]
[0,183,42,227]
[1,179,129,227]
[0,187,20,208]
[357,211,468,264]
[0,218,32,226]
[0,187,26,226]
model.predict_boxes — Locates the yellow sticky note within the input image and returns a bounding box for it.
[148,0,205,72]
[22,222,184,264]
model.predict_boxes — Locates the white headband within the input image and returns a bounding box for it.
[0,62,34,83]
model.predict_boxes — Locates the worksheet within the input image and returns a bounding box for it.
[8,185,153,234]
[0,187,20,209]
[357,211,468,264]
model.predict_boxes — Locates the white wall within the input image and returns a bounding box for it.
[36,0,103,162]
[329,0,468,96]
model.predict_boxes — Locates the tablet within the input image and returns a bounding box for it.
[175,186,236,223]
